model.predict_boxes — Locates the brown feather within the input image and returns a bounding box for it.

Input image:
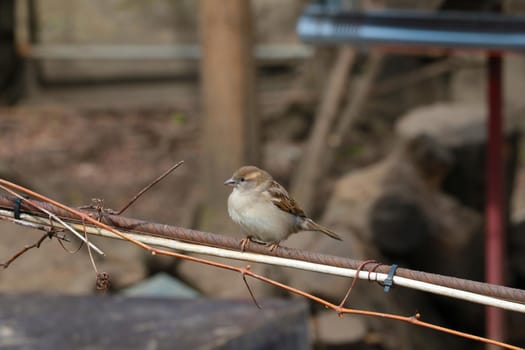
[265,180,307,218]
[303,218,342,241]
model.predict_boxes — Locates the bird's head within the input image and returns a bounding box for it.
[224,166,271,191]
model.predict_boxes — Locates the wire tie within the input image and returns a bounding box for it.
[13,195,29,220]
[383,264,398,293]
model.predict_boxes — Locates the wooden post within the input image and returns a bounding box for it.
[199,0,258,233]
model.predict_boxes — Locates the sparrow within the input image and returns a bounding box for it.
[224,165,342,251]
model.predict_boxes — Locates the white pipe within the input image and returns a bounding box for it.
[1,209,524,313]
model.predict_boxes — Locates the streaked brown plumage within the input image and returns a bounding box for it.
[224,166,342,250]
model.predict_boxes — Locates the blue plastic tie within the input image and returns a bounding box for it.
[13,195,29,220]
[383,264,398,293]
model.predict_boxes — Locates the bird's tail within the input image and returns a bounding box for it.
[302,218,342,241]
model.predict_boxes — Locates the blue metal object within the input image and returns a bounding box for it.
[297,5,525,52]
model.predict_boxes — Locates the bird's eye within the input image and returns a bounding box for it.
[239,177,245,182]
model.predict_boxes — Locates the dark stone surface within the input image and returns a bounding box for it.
[0,294,309,350]
[442,131,519,214]
[370,194,430,256]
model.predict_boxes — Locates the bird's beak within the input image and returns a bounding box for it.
[224,178,237,187]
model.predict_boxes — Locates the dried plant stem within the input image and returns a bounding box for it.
[1,231,52,268]
[117,161,184,215]
[0,179,155,252]
[0,184,104,255]
[82,219,99,274]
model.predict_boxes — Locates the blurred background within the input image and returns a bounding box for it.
[1,0,525,349]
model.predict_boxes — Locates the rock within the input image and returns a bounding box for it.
[121,272,199,298]
[370,193,430,255]
[297,138,482,274]
[396,102,519,212]
[397,103,487,147]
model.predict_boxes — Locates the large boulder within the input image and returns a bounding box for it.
[396,102,519,212]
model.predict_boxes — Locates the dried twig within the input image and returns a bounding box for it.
[56,235,84,254]
[0,229,67,269]
[82,218,99,274]
[117,160,184,215]
[336,259,378,316]
[0,181,145,251]
[0,184,104,255]
[241,265,262,309]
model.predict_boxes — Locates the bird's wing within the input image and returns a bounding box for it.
[264,180,307,218]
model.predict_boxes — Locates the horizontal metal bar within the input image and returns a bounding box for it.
[297,7,525,52]
[19,44,314,61]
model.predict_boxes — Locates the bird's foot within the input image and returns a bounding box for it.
[240,237,252,252]
[267,242,280,252]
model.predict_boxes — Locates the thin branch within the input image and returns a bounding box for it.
[337,259,378,314]
[0,180,153,252]
[0,184,104,255]
[56,235,84,254]
[117,160,184,215]
[241,265,262,309]
[0,229,66,268]
[82,218,99,274]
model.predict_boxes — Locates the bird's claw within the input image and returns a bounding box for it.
[240,237,251,252]
[267,242,280,252]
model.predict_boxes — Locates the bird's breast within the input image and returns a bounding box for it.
[227,189,296,242]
